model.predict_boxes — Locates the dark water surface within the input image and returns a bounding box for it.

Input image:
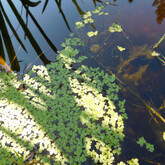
[1,0,165,164]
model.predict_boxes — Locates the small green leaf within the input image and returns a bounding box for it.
[69,33,74,37]
[109,23,122,33]
[87,31,98,37]
[151,51,160,57]
[98,12,104,15]
[117,46,126,52]
[75,21,84,29]
[104,12,109,15]
[137,137,146,146]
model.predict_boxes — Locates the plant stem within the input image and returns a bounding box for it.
[91,56,165,123]
[153,33,165,49]
[116,11,120,24]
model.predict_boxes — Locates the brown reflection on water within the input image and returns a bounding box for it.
[113,0,165,25]
[152,0,165,24]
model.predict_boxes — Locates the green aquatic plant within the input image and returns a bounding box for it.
[0,34,127,164]
[151,50,165,65]
[92,5,104,14]
[82,11,94,24]
[153,33,165,49]
[117,46,126,52]
[137,137,154,152]
[163,132,165,140]
[109,23,122,33]
[75,4,106,30]
[137,137,146,146]
[127,158,139,165]
[104,12,109,15]
[87,30,98,37]
[83,11,92,19]
[117,158,139,165]
[75,10,94,29]
[151,50,160,57]
[1,2,160,164]
[75,21,84,29]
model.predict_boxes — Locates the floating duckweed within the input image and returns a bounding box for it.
[127,158,139,165]
[151,51,160,57]
[163,132,165,140]
[0,2,130,164]
[0,35,127,164]
[75,21,84,29]
[137,137,154,152]
[83,11,92,19]
[117,158,139,165]
[109,23,122,33]
[104,12,109,15]
[117,46,126,52]
[87,31,98,37]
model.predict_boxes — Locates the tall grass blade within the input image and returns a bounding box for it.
[7,0,50,65]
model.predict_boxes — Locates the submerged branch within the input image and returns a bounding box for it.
[92,56,165,123]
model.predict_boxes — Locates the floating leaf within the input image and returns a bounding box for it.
[109,23,122,33]
[104,12,109,15]
[87,31,98,37]
[83,11,92,19]
[75,21,84,29]
[137,137,154,152]
[84,18,94,24]
[151,51,160,57]
[137,137,146,146]
[105,1,110,5]
[163,132,165,140]
[69,33,74,37]
[92,8,100,14]
[117,46,126,52]
[98,12,104,15]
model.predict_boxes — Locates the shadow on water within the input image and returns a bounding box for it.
[0,0,106,73]
[0,0,164,72]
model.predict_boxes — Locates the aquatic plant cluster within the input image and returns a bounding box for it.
[137,137,154,152]
[0,33,128,164]
[0,1,157,165]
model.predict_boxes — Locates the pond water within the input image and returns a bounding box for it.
[1,0,165,164]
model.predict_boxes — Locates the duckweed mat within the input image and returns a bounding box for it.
[0,36,128,165]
